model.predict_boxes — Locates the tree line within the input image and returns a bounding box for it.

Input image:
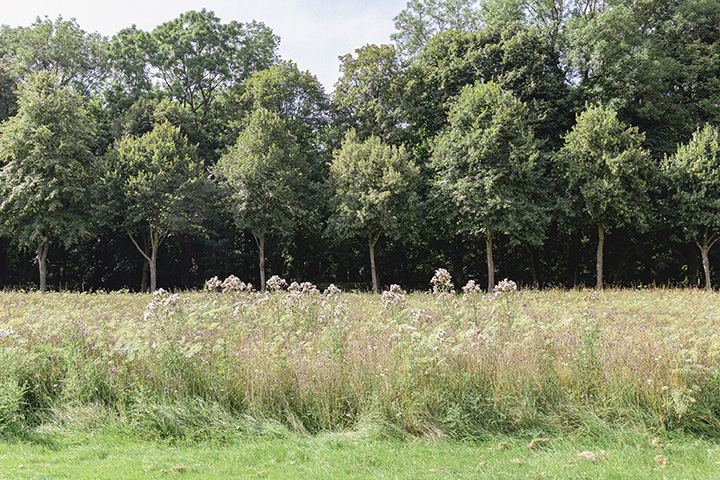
[0,0,719,292]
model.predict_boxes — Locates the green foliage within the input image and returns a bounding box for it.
[149,9,279,125]
[107,25,153,98]
[216,108,309,241]
[409,24,570,152]
[664,125,720,288]
[565,0,720,156]
[236,60,331,156]
[103,122,206,236]
[664,125,720,244]
[432,81,548,246]
[101,121,209,290]
[558,104,653,233]
[0,71,96,248]
[333,44,409,144]
[0,71,96,290]
[215,108,311,290]
[391,0,483,58]
[0,16,108,96]
[328,131,419,292]
[328,131,420,243]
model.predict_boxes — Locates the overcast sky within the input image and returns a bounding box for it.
[2,0,409,93]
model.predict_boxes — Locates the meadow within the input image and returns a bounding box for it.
[2,274,720,478]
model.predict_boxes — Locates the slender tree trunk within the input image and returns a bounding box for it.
[149,239,158,292]
[256,234,266,292]
[696,227,718,291]
[699,244,711,291]
[486,225,494,293]
[36,238,49,293]
[129,228,164,292]
[369,231,380,294]
[596,224,604,290]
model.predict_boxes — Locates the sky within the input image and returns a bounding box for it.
[2,0,409,93]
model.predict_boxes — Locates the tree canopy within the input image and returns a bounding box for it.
[0,71,95,291]
[328,130,420,293]
[431,81,547,291]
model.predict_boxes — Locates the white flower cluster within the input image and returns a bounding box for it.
[206,275,253,293]
[382,284,406,309]
[288,281,320,295]
[430,268,455,295]
[266,275,288,292]
[323,284,342,297]
[494,278,518,293]
[462,280,483,295]
[144,288,182,321]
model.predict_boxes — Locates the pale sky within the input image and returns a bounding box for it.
[2,0,409,93]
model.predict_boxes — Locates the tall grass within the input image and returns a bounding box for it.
[1,284,720,441]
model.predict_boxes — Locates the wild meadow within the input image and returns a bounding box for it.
[1,271,720,446]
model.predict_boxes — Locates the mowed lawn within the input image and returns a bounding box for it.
[1,431,720,479]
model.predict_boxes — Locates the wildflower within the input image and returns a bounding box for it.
[221,275,244,293]
[266,275,287,292]
[300,282,319,294]
[324,284,342,297]
[382,284,406,309]
[494,278,518,293]
[462,280,483,295]
[430,268,455,295]
[206,276,222,292]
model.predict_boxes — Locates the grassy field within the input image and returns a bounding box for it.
[2,429,720,479]
[1,280,720,477]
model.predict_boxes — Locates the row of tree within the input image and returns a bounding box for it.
[0,0,719,292]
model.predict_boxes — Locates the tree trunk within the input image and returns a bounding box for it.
[36,238,49,293]
[596,224,604,291]
[696,227,718,291]
[699,243,711,291]
[486,225,495,293]
[258,234,266,292]
[129,229,163,292]
[369,231,380,294]
[149,241,158,292]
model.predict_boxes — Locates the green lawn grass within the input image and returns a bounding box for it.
[1,430,719,479]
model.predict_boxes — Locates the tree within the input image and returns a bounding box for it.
[328,130,420,293]
[0,71,95,291]
[392,0,483,58]
[565,0,720,157]
[0,16,109,96]
[215,108,309,292]
[333,44,409,144]
[234,61,333,279]
[664,125,720,290]
[557,104,652,290]
[149,9,279,126]
[236,60,332,157]
[431,81,548,292]
[407,24,570,156]
[107,25,154,99]
[102,121,208,291]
